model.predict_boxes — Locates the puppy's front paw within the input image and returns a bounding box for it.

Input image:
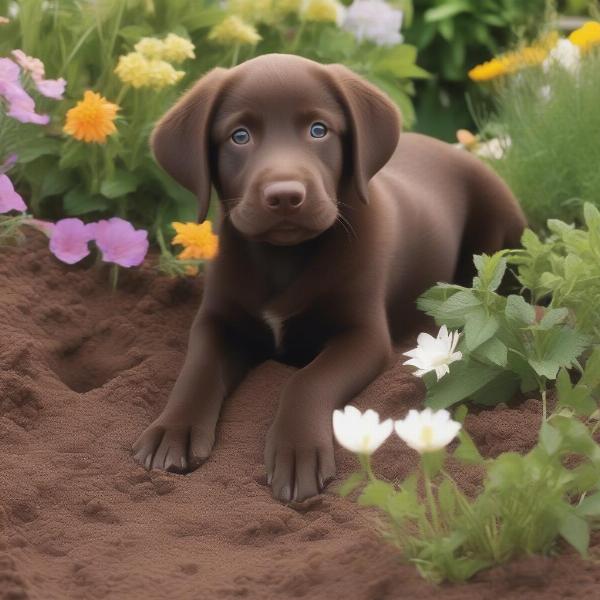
[265,420,336,503]
[132,418,215,474]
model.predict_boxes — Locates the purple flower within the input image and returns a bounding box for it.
[0,153,18,174]
[93,217,149,267]
[0,173,26,213]
[0,57,20,83]
[0,56,52,123]
[49,218,95,264]
[35,77,66,100]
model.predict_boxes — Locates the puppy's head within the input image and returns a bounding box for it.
[152,54,400,246]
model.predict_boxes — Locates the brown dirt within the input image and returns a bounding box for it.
[1,231,600,600]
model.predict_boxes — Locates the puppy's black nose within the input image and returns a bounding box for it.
[263,181,306,214]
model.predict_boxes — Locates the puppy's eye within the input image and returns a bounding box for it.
[310,122,328,138]
[231,128,250,145]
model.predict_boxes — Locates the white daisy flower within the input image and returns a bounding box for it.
[395,408,461,454]
[403,325,462,381]
[333,405,393,455]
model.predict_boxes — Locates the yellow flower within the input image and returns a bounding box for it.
[468,56,513,81]
[300,0,342,23]
[171,222,218,260]
[229,0,272,23]
[184,265,199,276]
[569,21,600,53]
[0,16,10,24]
[134,37,165,60]
[161,33,195,63]
[63,91,119,144]
[115,52,184,89]
[208,16,262,45]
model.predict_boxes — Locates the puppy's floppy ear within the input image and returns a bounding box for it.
[151,67,229,223]
[324,64,401,204]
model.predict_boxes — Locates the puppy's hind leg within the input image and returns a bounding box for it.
[454,160,526,285]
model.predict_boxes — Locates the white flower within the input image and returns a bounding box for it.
[395,408,461,454]
[476,136,511,160]
[342,0,403,47]
[543,38,580,73]
[539,84,552,102]
[333,405,393,455]
[403,325,462,380]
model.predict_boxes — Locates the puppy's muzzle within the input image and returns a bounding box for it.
[262,180,306,216]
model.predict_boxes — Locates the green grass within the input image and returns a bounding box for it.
[481,49,600,230]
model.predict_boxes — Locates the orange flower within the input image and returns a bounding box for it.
[171,221,218,260]
[63,91,119,144]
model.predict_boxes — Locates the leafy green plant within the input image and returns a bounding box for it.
[510,203,600,340]
[417,250,590,414]
[339,380,600,583]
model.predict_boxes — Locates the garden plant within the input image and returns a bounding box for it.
[3,1,600,598]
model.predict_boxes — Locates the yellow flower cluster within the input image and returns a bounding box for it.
[171,222,218,261]
[469,36,555,82]
[115,53,184,89]
[115,33,194,89]
[63,91,119,144]
[135,33,195,63]
[300,0,341,23]
[208,15,262,46]
[569,21,600,53]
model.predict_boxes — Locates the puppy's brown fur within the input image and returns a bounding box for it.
[133,54,526,502]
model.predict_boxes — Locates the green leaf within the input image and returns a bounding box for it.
[422,450,444,478]
[424,1,471,23]
[433,290,482,328]
[576,493,600,518]
[465,309,499,351]
[454,430,484,464]
[59,139,87,169]
[506,350,539,393]
[453,404,468,424]
[425,361,502,409]
[358,480,395,509]
[437,478,457,516]
[473,252,507,292]
[539,422,562,456]
[538,308,569,330]
[100,170,140,199]
[17,137,61,163]
[470,371,519,406]
[505,295,536,326]
[529,328,590,380]
[63,187,109,216]
[556,369,596,417]
[559,512,590,557]
[475,337,508,368]
[337,472,365,497]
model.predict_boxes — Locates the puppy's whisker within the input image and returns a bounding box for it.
[337,213,357,239]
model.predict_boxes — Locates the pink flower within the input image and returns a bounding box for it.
[0,57,19,83]
[49,218,95,264]
[11,50,45,81]
[2,83,50,124]
[34,77,66,100]
[0,173,26,213]
[7,51,65,100]
[93,217,149,267]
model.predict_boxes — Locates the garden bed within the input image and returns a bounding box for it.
[0,231,599,600]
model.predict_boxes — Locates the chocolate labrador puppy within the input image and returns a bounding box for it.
[133,53,526,502]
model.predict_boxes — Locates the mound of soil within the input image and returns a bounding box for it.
[1,231,599,600]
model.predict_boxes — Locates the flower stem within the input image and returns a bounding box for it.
[109,263,119,292]
[422,462,441,535]
[359,453,376,481]
[231,43,240,67]
[541,387,548,421]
